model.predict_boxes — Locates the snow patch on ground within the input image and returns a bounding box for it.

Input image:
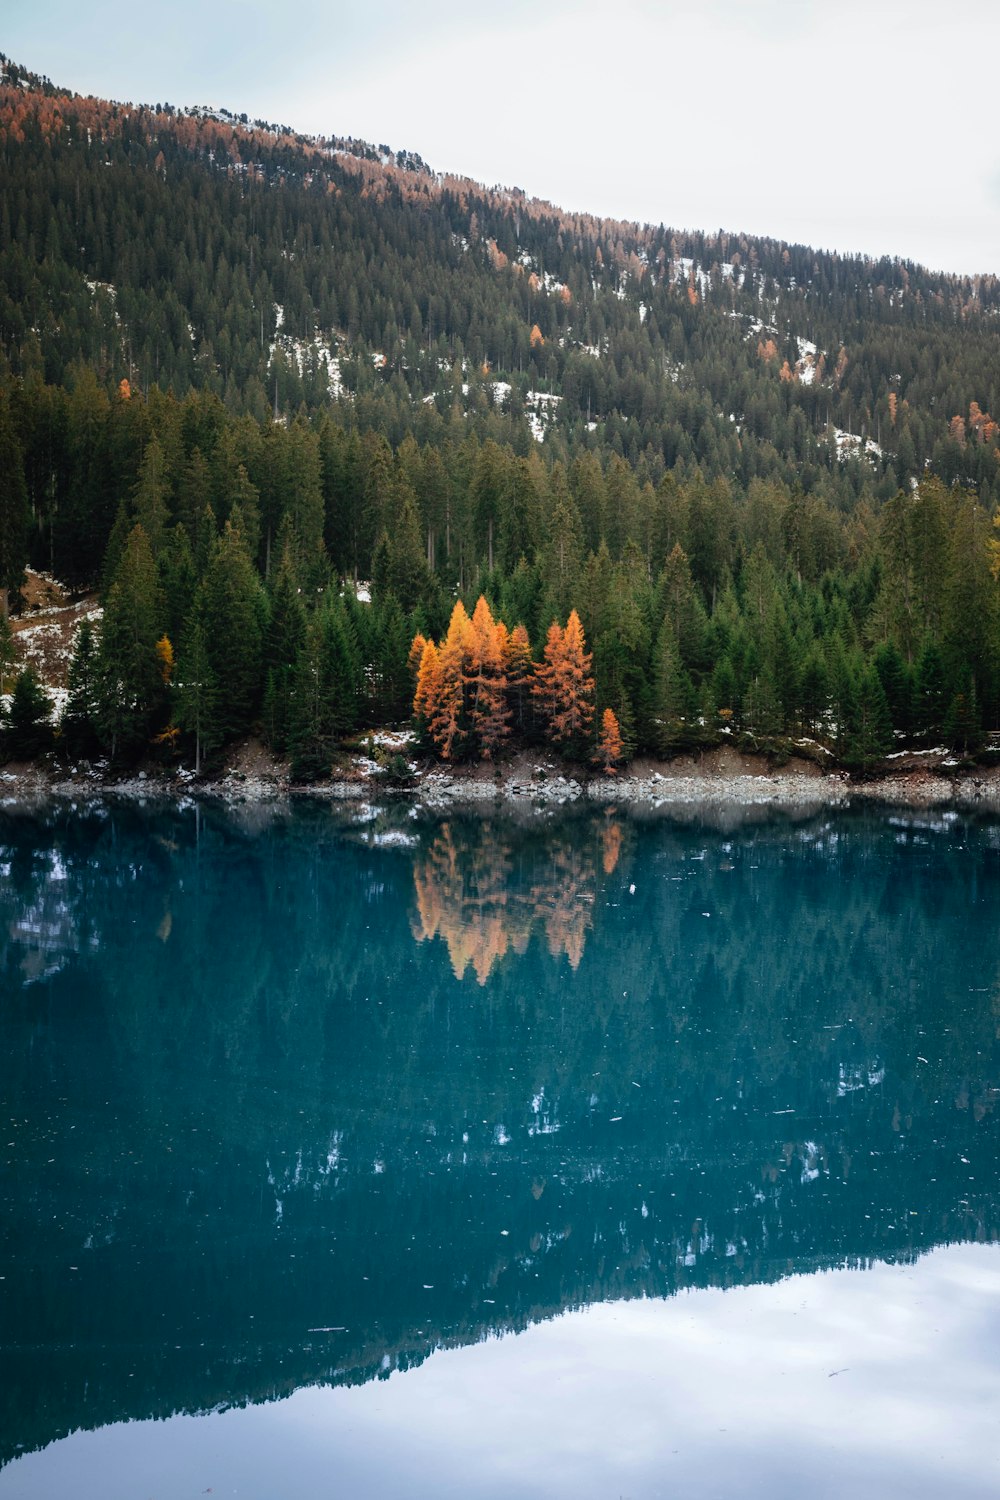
[268,306,343,398]
[833,428,883,463]
[525,390,562,443]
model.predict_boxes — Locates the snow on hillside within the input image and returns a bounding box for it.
[9,573,102,722]
[833,428,883,464]
[269,303,343,396]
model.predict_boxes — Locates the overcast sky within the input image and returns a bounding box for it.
[7,1,999,277]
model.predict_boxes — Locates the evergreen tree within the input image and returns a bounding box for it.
[262,546,307,751]
[385,487,431,612]
[284,598,362,781]
[846,667,893,772]
[133,435,171,553]
[0,610,15,694]
[943,681,983,755]
[174,613,219,774]
[96,524,165,757]
[158,524,197,646]
[914,639,948,742]
[197,520,266,741]
[61,617,101,757]
[652,617,693,753]
[4,666,52,759]
[0,397,29,616]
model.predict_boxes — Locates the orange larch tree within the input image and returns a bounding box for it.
[593,707,623,774]
[413,637,441,742]
[532,609,594,757]
[407,632,428,681]
[466,596,510,759]
[428,600,473,759]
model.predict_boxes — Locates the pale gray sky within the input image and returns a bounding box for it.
[6,1,999,276]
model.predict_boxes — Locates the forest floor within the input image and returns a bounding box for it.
[4,571,1000,815]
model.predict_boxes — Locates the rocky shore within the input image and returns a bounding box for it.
[3,736,1000,817]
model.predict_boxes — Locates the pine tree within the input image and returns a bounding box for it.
[4,666,52,759]
[197,520,266,741]
[846,667,893,772]
[262,545,307,751]
[0,398,29,617]
[96,524,165,757]
[319,597,362,738]
[652,617,692,753]
[914,639,948,742]
[61,618,101,757]
[286,599,361,779]
[0,610,15,694]
[158,524,197,646]
[385,485,430,611]
[174,613,219,774]
[503,623,535,739]
[133,435,171,553]
[943,681,983,755]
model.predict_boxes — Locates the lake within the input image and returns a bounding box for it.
[1,797,999,1497]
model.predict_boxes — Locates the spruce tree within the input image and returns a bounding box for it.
[846,667,893,772]
[0,611,15,694]
[0,398,29,617]
[96,524,165,758]
[174,613,219,774]
[262,545,307,751]
[4,667,52,759]
[61,617,101,757]
[197,519,266,741]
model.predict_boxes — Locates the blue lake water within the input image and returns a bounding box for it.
[1,798,998,1496]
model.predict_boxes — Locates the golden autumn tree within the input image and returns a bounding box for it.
[407,632,428,681]
[155,635,174,685]
[593,707,623,774]
[532,609,594,757]
[428,600,474,759]
[466,596,510,759]
[413,637,441,742]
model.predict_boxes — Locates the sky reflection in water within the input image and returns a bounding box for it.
[5,1245,999,1499]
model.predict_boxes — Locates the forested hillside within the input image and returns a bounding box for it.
[1,54,999,773]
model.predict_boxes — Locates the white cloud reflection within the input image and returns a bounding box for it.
[5,1243,1000,1499]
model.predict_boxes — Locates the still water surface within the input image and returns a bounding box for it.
[1,799,998,1496]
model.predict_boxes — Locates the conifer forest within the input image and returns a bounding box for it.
[2,54,1000,776]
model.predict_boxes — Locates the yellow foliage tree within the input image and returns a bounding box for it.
[593,707,623,774]
[155,634,174,685]
[532,609,594,755]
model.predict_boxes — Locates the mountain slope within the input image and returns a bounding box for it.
[2,54,999,507]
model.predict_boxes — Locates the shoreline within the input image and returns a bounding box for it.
[3,742,1000,817]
